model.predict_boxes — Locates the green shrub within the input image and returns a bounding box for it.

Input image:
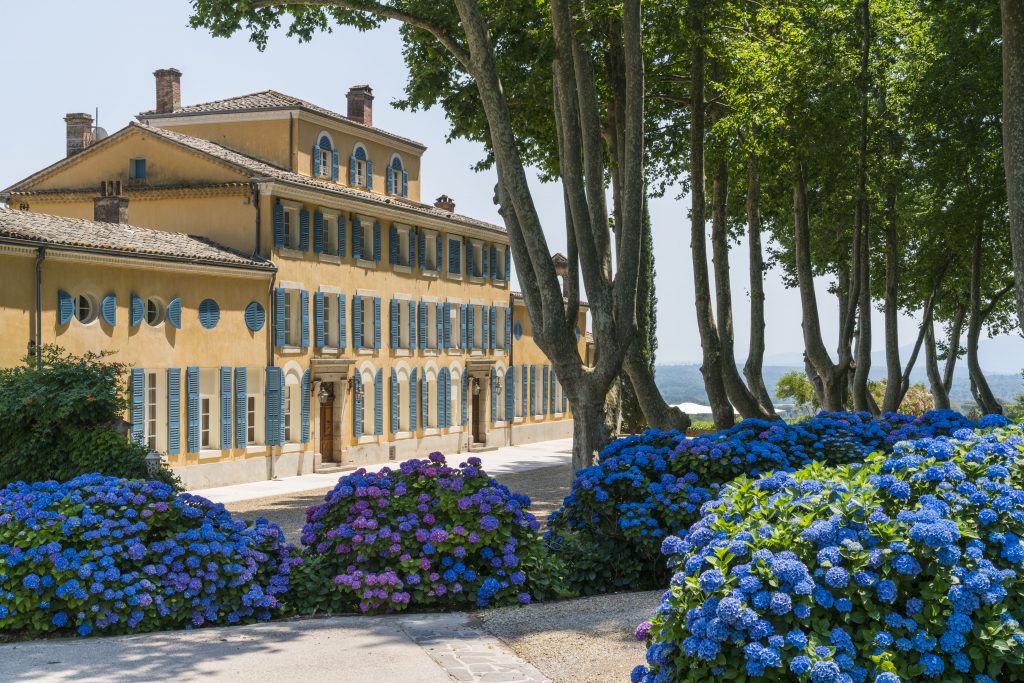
[0,346,176,487]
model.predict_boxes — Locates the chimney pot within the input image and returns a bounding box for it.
[94,181,129,223]
[434,194,456,212]
[64,113,95,157]
[154,68,182,114]
[346,85,374,127]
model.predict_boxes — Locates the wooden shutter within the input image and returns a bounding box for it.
[220,366,233,449]
[409,368,418,432]
[481,306,489,350]
[130,368,144,445]
[353,372,363,437]
[490,245,498,278]
[265,367,282,446]
[374,369,383,436]
[386,167,394,194]
[313,210,325,253]
[186,366,200,452]
[167,368,181,454]
[301,369,311,443]
[505,366,515,420]
[349,155,357,185]
[273,202,285,247]
[420,370,428,428]
[57,289,74,324]
[314,292,325,348]
[442,302,451,349]
[352,294,363,348]
[467,305,475,349]
[460,304,468,348]
[490,368,498,424]
[461,371,468,426]
[274,288,286,347]
[481,245,489,279]
[131,293,144,327]
[435,302,442,350]
[312,144,321,177]
[402,171,408,197]
[435,234,442,271]
[418,300,427,349]
[489,305,497,350]
[418,230,426,269]
[366,159,374,189]
[504,308,511,351]
[299,209,310,252]
[409,299,417,348]
[299,290,310,348]
[101,293,117,327]
[331,150,340,181]
[390,369,399,433]
[542,365,549,416]
[505,246,511,281]
[373,222,382,262]
[353,217,363,260]
[338,215,347,257]
[409,229,418,268]
[338,294,347,349]
[235,368,247,448]
[389,225,399,264]
[390,298,399,349]
[373,297,381,349]
[522,367,528,417]
[530,365,536,415]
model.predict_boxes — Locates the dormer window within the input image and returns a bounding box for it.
[387,155,408,198]
[313,134,338,181]
[349,145,373,189]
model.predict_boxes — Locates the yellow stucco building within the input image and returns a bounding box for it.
[0,69,589,488]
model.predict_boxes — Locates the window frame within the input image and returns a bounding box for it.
[75,293,98,325]
[199,368,219,451]
[144,371,160,451]
[322,209,340,256]
[129,158,147,180]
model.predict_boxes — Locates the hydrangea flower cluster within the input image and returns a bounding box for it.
[633,416,1024,683]
[0,474,298,637]
[547,410,977,592]
[295,453,542,614]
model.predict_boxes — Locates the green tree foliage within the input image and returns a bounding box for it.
[774,370,819,416]
[0,346,177,487]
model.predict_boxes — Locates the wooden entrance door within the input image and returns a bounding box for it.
[320,399,335,462]
[471,381,484,444]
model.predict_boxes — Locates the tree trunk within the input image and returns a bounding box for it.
[851,0,874,414]
[623,349,690,431]
[942,304,966,395]
[689,0,734,429]
[570,391,612,471]
[967,227,1002,414]
[1003,0,1024,332]
[925,316,950,409]
[882,191,903,413]
[743,153,776,414]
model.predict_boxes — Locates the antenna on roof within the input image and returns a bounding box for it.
[93,107,108,142]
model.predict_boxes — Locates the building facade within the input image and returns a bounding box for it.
[1,69,589,489]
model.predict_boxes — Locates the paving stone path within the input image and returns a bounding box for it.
[400,614,552,683]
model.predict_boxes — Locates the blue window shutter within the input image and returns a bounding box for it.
[550,370,558,414]
[409,229,417,268]
[481,306,489,350]
[167,368,181,454]
[491,368,498,424]
[313,144,321,177]
[442,302,451,349]
[482,246,489,280]
[522,367,528,417]
[299,209,310,251]
[349,155,357,185]
[220,366,233,449]
[389,225,398,264]
[460,304,468,349]
[131,293,144,327]
[167,297,182,329]
[409,300,417,348]
[265,367,282,446]
[102,293,117,327]
[461,371,468,426]
[409,369,418,432]
[353,217,363,260]
[353,294,363,348]
[418,301,427,349]
[505,246,511,281]
[300,290,310,348]
[331,150,340,181]
[373,297,381,349]
[338,295,347,349]
[444,369,451,428]
[490,246,498,278]
[187,366,200,452]
[57,289,74,324]
[373,222,382,262]
[130,368,144,445]
[273,202,285,247]
[390,369,399,433]
[374,369,383,435]
[437,370,444,429]
[467,305,475,349]
[386,167,394,194]
[421,371,428,428]
[542,365,549,416]
[390,298,399,349]
[235,368,247,448]
[314,292,325,348]
[418,230,426,270]
[435,234,442,271]
[504,309,511,350]
[402,171,409,197]
[301,369,311,443]
[353,372,363,437]
[448,238,457,274]
[505,367,515,420]
[530,365,536,415]
[468,243,475,276]
[274,288,286,347]
[338,216,347,257]
[313,210,325,253]
[366,159,374,189]
[435,302,442,350]
[490,305,497,350]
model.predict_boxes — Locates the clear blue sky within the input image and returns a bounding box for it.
[1,1,1015,368]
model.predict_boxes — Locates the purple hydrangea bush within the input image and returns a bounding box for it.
[294,453,549,614]
[0,474,298,638]
[546,411,978,594]
[634,416,1024,683]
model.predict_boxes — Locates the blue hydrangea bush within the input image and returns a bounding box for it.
[634,415,1024,683]
[0,474,298,638]
[546,411,977,594]
[294,453,552,614]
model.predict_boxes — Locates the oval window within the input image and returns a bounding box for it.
[198,299,220,329]
[245,301,266,332]
[146,298,165,326]
[76,294,98,324]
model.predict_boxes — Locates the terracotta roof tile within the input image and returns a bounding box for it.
[0,207,274,270]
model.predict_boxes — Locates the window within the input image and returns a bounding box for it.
[494,247,506,281]
[359,218,374,262]
[399,373,411,432]
[554,375,563,414]
[470,241,484,278]
[361,370,374,436]
[400,299,412,349]
[323,294,338,348]
[75,294,97,324]
[472,305,483,349]
[425,371,436,429]
[449,305,462,350]
[361,296,376,348]
[324,213,338,254]
[198,369,219,450]
[130,158,147,180]
[496,370,506,422]
[388,156,407,197]
[247,396,257,445]
[494,306,507,349]
[533,370,542,417]
[284,385,293,443]
[318,149,331,178]
[146,298,164,326]
[281,289,302,347]
[283,210,294,249]
[201,397,212,448]
[145,372,158,451]
[512,367,522,418]
[426,302,438,349]
[448,237,462,275]
[351,146,369,187]
[451,371,462,426]
[422,229,439,271]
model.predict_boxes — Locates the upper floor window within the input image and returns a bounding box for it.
[282,208,297,250]
[129,158,147,180]
[388,155,408,197]
[314,134,336,180]
[349,145,373,189]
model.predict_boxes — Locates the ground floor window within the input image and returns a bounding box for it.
[145,371,158,451]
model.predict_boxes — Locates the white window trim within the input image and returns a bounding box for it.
[279,201,302,251]
[320,209,340,256]
[393,264,412,274]
[357,435,378,445]
[198,449,223,461]
[422,428,440,437]
[394,431,413,440]
[420,228,440,272]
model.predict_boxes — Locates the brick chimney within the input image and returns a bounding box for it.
[346,85,374,126]
[64,113,95,157]
[94,181,129,223]
[434,194,456,212]
[154,68,182,114]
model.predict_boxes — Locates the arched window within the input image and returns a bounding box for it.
[284,369,302,443]
[388,154,408,197]
[397,368,411,433]
[360,367,375,437]
[349,144,372,188]
[314,133,337,180]
[450,368,462,428]
[424,367,438,429]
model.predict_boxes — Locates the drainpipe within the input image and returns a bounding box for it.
[34,247,45,368]
[251,183,261,257]
[267,270,277,480]
[288,113,294,172]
